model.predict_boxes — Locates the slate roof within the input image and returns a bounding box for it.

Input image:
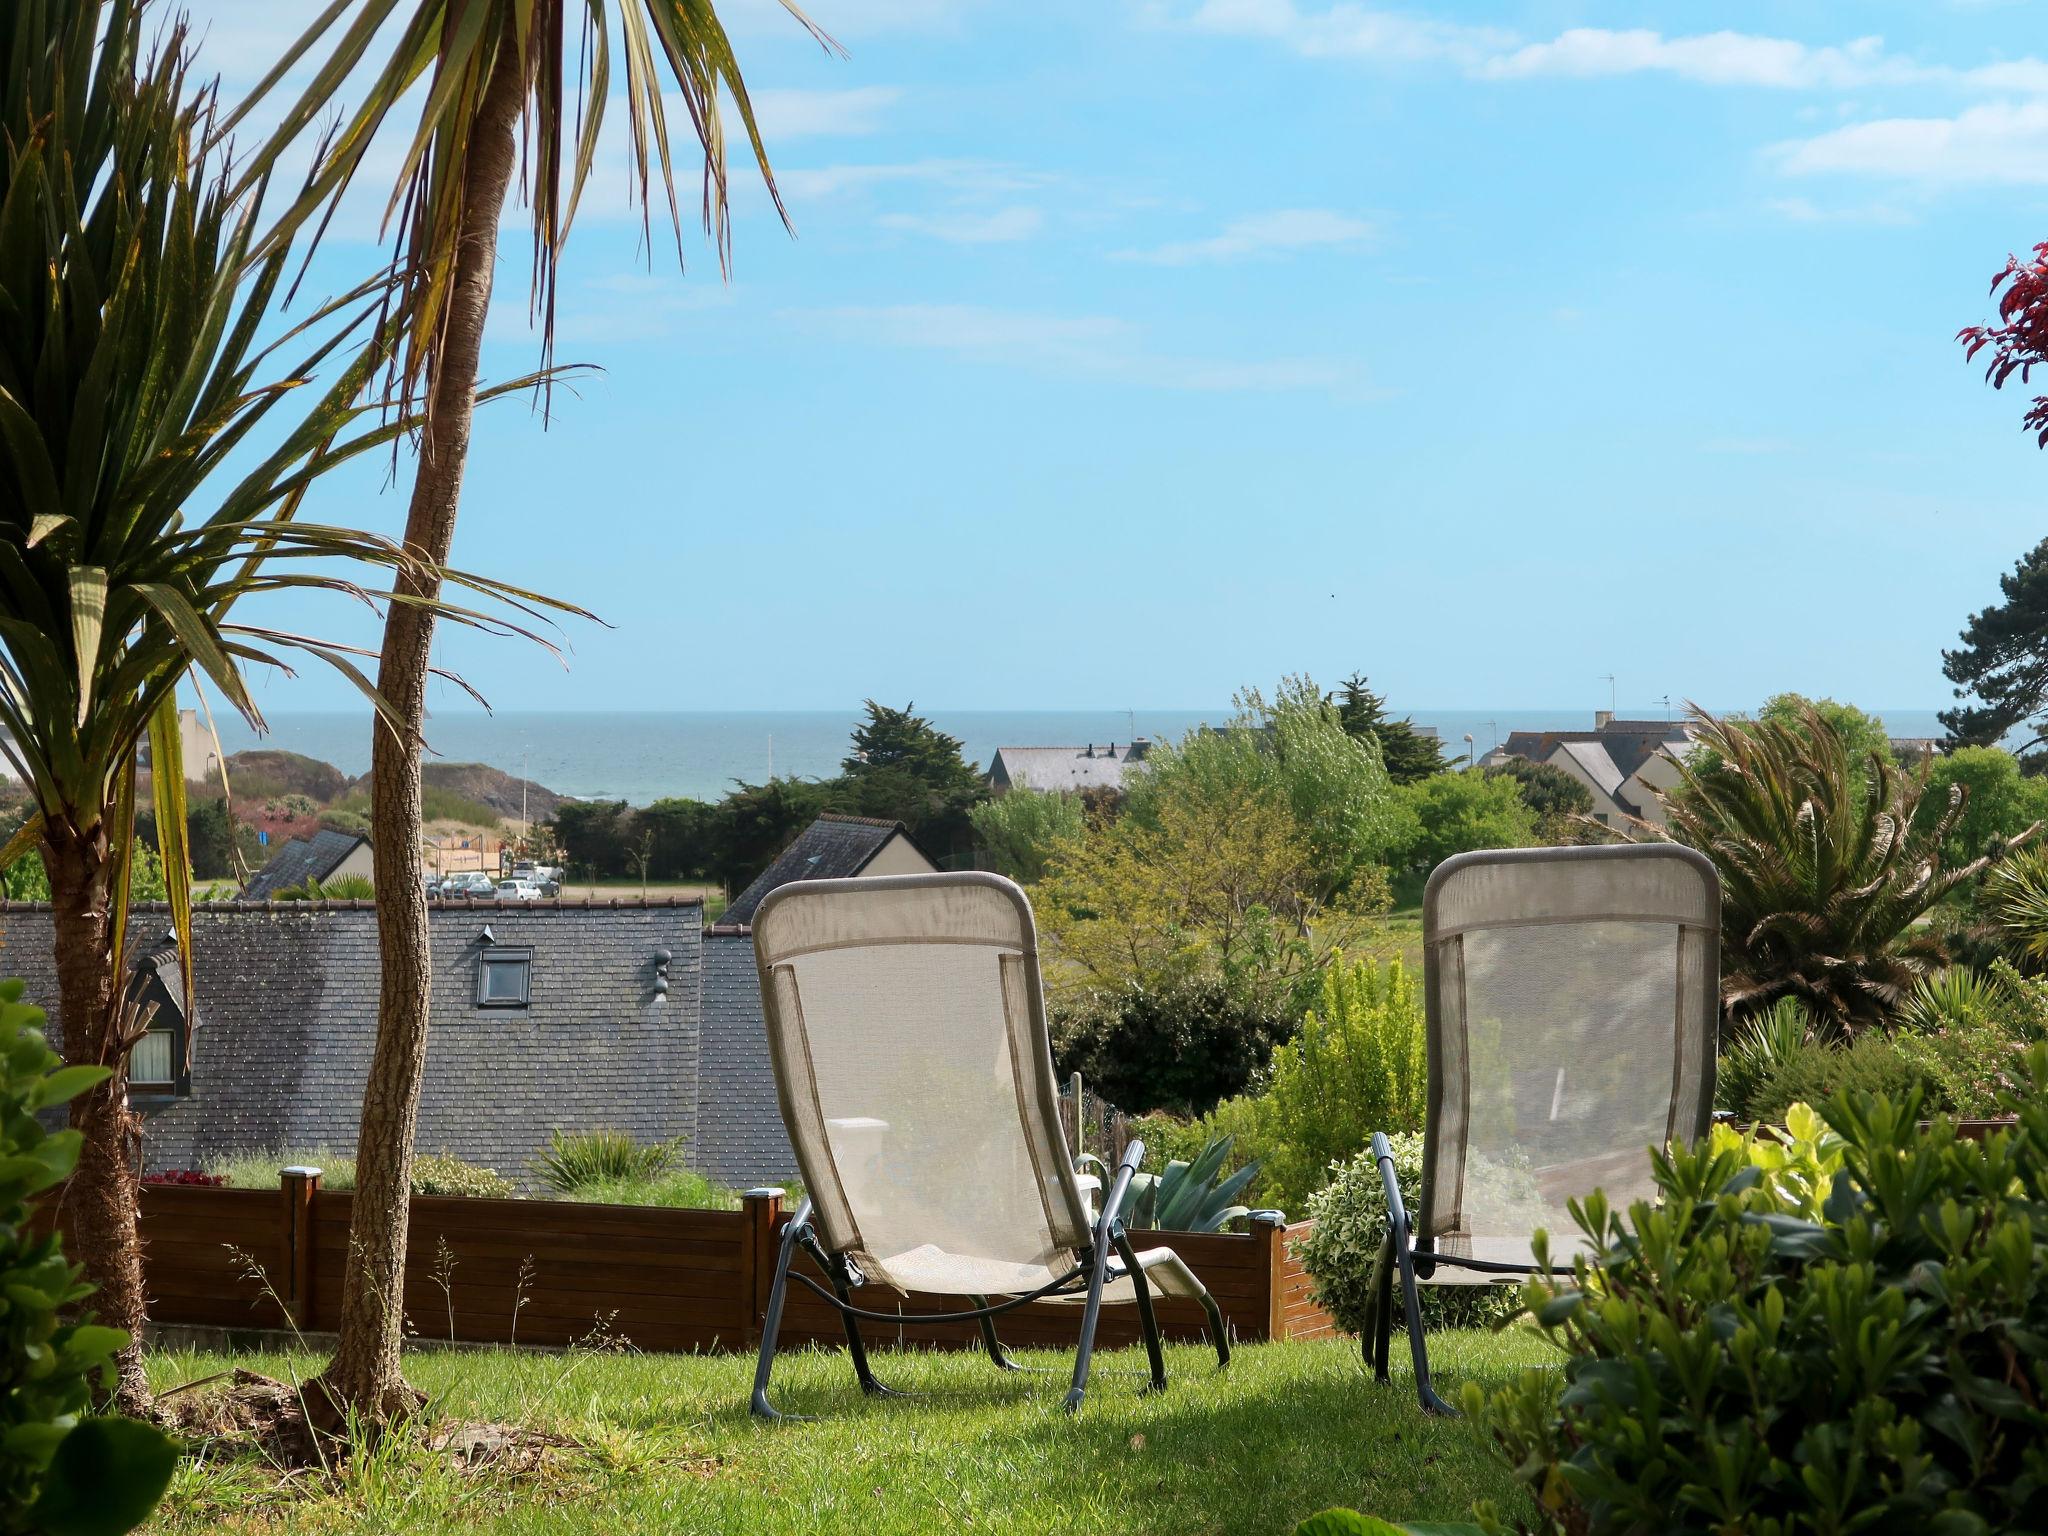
[0,899,703,1185]
[987,741,1150,796]
[1552,739,1627,802]
[1500,722,1690,784]
[695,933,798,1186]
[718,814,923,930]
[241,828,369,900]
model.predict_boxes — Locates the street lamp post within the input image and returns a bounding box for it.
[1463,732,1476,768]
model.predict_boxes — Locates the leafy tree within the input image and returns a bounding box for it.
[707,778,835,897]
[1485,757,1595,838]
[841,701,984,860]
[552,801,633,879]
[1958,241,2048,445]
[637,799,717,881]
[1939,535,2048,760]
[1664,705,1994,1036]
[1390,770,1540,876]
[1333,674,1444,783]
[1051,979,1290,1117]
[1039,774,1384,1015]
[970,790,1086,884]
[1130,677,1408,905]
[1915,747,2048,873]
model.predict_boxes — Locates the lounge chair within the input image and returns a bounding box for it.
[747,871,1231,1418]
[1364,844,1720,1413]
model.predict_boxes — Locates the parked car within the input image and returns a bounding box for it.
[445,872,496,898]
[423,874,444,899]
[496,879,545,902]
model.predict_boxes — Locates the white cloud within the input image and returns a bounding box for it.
[1114,208,1374,265]
[1479,29,1892,89]
[750,86,902,139]
[1765,196,1916,225]
[877,206,1044,242]
[786,302,1360,392]
[1182,0,1509,65]
[1773,100,2048,182]
[776,159,1055,200]
[1164,5,2048,96]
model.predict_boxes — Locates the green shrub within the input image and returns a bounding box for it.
[1096,1134,1260,1232]
[2,980,178,1534]
[1216,954,1427,1215]
[1471,1052,2048,1535]
[204,1147,512,1197]
[555,1169,741,1210]
[1296,1134,1523,1335]
[1052,978,1291,1117]
[1715,996,1812,1118]
[536,1128,680,1193]
[409,1152,516,1199]
[1744,1030,1931,1125]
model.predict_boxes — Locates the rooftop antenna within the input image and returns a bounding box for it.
[1661,694,1673,721]
[1600,674,1617,714]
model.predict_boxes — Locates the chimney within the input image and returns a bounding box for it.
[1085,743,1094,758]
[1126,736,1151,762]
[1594,710,1614,730]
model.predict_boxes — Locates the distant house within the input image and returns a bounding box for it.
[701,814,941,1184]
[0,898,721,1184]
[241,827,373,900]
[1486,712,1695,828]
[986,738,1152,797]
[717,813,938,929]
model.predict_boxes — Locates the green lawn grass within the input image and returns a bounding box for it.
[145,1334,1543,1535]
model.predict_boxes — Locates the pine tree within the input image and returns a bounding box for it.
[1334,674,1445,784]
[1941,536,2048,762]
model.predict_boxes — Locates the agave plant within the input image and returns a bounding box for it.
[0,2,573,1409]
[1095,1135,1260,1233]
[1662,705,2012,1039]
[1715,996,1814,1119]
[1977,845,2048,967]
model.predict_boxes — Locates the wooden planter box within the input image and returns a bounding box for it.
[92,1180,1335,1354]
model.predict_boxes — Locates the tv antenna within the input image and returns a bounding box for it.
[1600,674,1617,714]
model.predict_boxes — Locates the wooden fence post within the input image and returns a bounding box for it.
[739,1188,784,1348]
[1248,1209,1287,1342]
[279,1166,322,1327]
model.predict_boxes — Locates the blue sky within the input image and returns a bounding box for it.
[180,0,2048,719]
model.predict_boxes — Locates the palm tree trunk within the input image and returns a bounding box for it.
[319,26,526,1424]
[43,813,151,1414]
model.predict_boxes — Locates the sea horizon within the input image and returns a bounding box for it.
[207,705,1955,808]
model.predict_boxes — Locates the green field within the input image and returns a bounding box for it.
[146,1334,1542,1535]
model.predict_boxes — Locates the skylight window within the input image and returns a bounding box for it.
[476,945,533,1008]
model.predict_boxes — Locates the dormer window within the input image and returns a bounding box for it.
[124,938,191,1097]
[476,945,533,1008]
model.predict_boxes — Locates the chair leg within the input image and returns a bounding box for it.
[1391,1229,1456,1416]
[1197,1286,1231,1370]
[750,1199,811,1420]
[969,1296,1023,1372]
[1062,1241,1116,1414]
[1111,1230,1167,1393]
[1366,1229,1395,1383]
[802,1237,904,1399]
[1372,1132,1455,1415]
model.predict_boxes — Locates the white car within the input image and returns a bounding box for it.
[495,879,545,902]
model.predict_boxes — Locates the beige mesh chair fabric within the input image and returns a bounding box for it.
[754,872,1201,1301]
[1367,844,1720,1415]
[748,871,1228,1417]
[1419,844,1720,1275]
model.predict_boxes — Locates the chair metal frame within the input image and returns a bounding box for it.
[1362,844,1720,1415]
[745,872,1230,1420]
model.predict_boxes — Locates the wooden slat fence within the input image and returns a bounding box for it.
[85,1178,1334,1354]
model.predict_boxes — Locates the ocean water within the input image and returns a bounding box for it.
[208,706,1951,807]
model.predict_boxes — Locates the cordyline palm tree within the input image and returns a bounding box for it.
[1657,704,2017,1038]
[229,0,827,1422]
[0,1,573,1410]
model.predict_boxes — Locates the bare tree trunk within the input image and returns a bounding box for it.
[319,28,526,1425]
[44,814,151,1414]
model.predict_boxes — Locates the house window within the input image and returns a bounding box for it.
[476,946,533,1008]
[128,1026,176,1091]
